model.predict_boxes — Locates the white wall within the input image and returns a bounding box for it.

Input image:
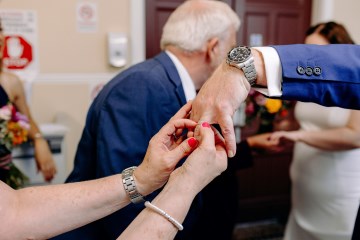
[312,0,360,43]
[0,0,130,173]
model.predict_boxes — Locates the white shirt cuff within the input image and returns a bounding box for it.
[252,46,282,97]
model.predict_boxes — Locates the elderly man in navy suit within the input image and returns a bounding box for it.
[53,1,240,239]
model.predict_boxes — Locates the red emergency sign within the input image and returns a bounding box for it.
[3,35,33,70]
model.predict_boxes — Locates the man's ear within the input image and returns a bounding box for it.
[206,37,219,62]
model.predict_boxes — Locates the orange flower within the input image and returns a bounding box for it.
[264,99,282,114]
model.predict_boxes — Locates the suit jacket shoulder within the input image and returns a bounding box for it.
[68,51,187,181]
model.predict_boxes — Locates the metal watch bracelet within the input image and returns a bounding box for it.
[242,57,257,86]
[122,166,145,204]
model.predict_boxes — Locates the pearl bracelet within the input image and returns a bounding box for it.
[144,201,183,231]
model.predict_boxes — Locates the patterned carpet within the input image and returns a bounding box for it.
[232,219,285,240]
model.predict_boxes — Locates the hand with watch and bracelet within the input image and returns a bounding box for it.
[119,102,227,239]
[1,101,228,240]
[191,45,266,158]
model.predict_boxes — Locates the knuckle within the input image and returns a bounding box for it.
[179,143,190,154]
[163,161,173,172]
[221,127,232,136]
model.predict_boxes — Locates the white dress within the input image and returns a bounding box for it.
[284,102,360,240]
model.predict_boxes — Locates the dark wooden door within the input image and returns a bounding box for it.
[146,0,312,58]
[235,0,312,46]
[145,0,183,59]
[233,0,312,224]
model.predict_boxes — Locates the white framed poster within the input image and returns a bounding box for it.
[0,10,38,82]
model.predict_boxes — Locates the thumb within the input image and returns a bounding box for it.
[168,137,199,165]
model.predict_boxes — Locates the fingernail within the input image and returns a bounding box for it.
[201,122,210,128]
[187,137,198,148]
[228,150,234,158]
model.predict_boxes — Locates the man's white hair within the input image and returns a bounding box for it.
[160,0,241,52]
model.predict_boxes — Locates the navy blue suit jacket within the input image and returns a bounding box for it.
[53,52,201,240]
[272,44,360,110]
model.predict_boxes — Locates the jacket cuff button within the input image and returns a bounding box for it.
[305,66,313,76]
[297,66,305,75]
[314,66,322,76]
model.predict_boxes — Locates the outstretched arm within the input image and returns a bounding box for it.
[0,174,127,240]
[0,103,199,240]
[270,110,360,151]
[191,44,360,158]
[273,44,360,110]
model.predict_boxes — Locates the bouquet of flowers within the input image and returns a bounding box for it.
[245,89,294,133]
[0,102,30,188]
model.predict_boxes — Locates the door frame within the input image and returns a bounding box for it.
[130,0,146,65]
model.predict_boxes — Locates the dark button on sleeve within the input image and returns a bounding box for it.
[313,66,322,76]
[297,66,305,75]
[305,66,313,76]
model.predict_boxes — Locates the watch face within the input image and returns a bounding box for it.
[227,46,251,63]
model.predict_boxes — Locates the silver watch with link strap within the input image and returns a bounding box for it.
[122,166,145,204]
[226,45,257,86]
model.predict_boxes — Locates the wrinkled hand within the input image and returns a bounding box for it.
[170,121,228,194]
[247,132,284,153]
[191,62,251,158]
[134,102,199,196]
[34,139,57,182]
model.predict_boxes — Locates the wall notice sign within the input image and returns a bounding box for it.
[0,10,38,82]
[76,2,98,33]
[3,35,33,70]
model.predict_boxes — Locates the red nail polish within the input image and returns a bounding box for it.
[201,122,210,128]
[187,138,198,148]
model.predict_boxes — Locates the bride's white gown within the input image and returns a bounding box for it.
[284,102,360,240]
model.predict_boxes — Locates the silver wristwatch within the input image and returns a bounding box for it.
[226,46,257,86]
[122,166,145,204]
